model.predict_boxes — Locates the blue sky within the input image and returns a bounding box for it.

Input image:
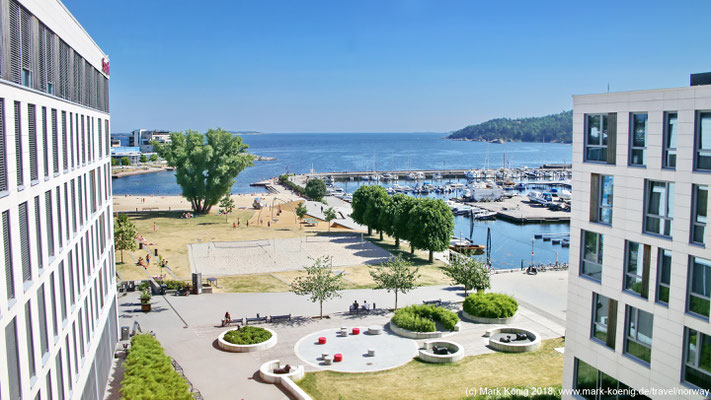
[65,0,711,133]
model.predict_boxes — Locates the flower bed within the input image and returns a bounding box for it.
[390,305,460,338]
[462,293,518,323]
[218,327,277,352]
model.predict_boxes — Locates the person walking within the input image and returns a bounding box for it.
[146,254,151,266]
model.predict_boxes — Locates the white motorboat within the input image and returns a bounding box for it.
[557,189,572,200]
[466,182,503,202]
[528,191,553,205]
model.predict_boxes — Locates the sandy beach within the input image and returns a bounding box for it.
[112,191,300,213]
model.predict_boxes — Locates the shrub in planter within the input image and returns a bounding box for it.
[392,304,459,332]
[164,280,185,290]
[121,334,193,400]
[223,326,272,345]
[463,292,518,319]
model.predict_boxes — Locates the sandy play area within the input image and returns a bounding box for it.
[188,233,392,276]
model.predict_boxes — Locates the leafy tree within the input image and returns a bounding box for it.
[114,214,137,263]
[369,255,420,309]
[324,207,337,232]
[380,193,415,247]
[407,198,455,262]
[111,157,118,166]
[295,201,308,227]
[154,128,253,214]
[365,186,390,240]
[149,154,158,162]
[139,154,148,163]
[290,256,344,318]
[442,256,490,296]
[218,194,235,222]
[304,179,327,201]
[351,185,376,235]
[120,157,130,166]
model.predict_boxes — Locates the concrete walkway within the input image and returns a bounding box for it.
[116,270,568,400]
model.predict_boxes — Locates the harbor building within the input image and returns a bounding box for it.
[563,76,711,399]
[0,1,117,399]
[128,129,171,153]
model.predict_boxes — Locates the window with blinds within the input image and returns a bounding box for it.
[28,104,37,181]
[9,0,22,84]
[0,98,7,192]
[70,180,77,233]
[59,40,70,100]
[90,170,97,214]
[73,52,82,104]
[62,111,68,171]
[40,24,56,95]
[3,210,15,300]
[81,115,85,164]
[20,5,33,88]
[58,262,67,321]
[45,191,54,257]
[55,349,65,400]
[52,109,59,174]
[56,187,63,248]
[77,176,84,226]
[14,101,23,187]
[34,196,42,270]
[64,183,70,241]
[67,252,75,306]
[105,119,110,157]
[5,318,22,399]
[84,60,92,108]
[42,106,48,178]
[69,112,74,168]
[37,285,50,356]
[19,201,31,282]
[25,301,37,378]
[49,272,58,337]
[98,118,102,159]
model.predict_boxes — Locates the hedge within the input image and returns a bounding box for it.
[463,293,518,319]
[279,174,307,197]
[121,334,193,400]
[223,326,272,345]
[392,304,459,332]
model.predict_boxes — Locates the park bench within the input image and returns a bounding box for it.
[423,299,442,307]
[269,314,291,322]
[222,318,244,327]
[245,314,268,325]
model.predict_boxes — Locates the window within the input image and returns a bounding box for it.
[591,293,616,349]
[46,191,55,257]
[3,210,14,300]
[0,98,7,193]
[656,249,671,304]
[663,112,677,168]
[15,101,24,187]
[696,111,711,171]
[55,349,65,400]
[581,230,603,281]
[623,241,650,298]
[28,104,37,181]
[11,3,34,88]
[5,317,22,400]
[49,272,58,337]
[58,262,67,321]
[573,358,649,400]
[684,328,711,391]
[629,113,647,166]
[585,114,608,162]
[37,285,50,357]
[70,180,77,233]
[25,301,37,378]
[688,256,711,318]
[19,202,31,282]
[644,180,674,237]
[691,184,707,245]
[42,107,49,178]
[56,187,63,249]
[624,305,653,364]
[34,196,43,270]
[52,109,59,174]
[62,111,68,171]
[590,174,613,224]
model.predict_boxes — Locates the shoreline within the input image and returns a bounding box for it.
[112,167,173,178]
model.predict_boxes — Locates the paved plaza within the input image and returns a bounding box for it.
[188,233,391,275]
[109,270,569,399]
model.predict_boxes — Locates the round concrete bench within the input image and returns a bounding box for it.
[258,360,305,384]
[217,327,277,353]
[488,327,541,353]
[367,325,383,335]
[418,340,464,364]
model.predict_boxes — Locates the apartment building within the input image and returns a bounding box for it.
[0,0,117,399]
[563,78,711,399]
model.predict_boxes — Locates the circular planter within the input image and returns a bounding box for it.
[487,327,541,353]
[388,320,461,339]
[461,309,516,324]
[258,359,305,383]
[418,340,464,364]
[217,327,277,352]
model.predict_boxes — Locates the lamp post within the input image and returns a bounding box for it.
[530,238,535,267]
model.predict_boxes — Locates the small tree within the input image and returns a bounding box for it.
[365,186,390,240]
[149,154,159,162]
[442,256,490,296]
[114,214,137,263]
[407,198,455,262]
[139,154,148,163]
[218,194,235,222]
[324,207,337,232]
[120,157,130,166]
[295,202,308,228]
[290,256,344,318]
[351,186,376,235]
[111,157,118,166]
[380,193,415,247]
[369,255,420,309]
[304,179,327,201]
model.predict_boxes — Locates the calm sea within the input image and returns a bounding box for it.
[112,132,572,269]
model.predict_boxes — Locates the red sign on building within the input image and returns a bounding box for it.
[102,58,110,76]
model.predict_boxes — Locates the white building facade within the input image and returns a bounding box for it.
[563,82,711,399]
[0,1,117,400]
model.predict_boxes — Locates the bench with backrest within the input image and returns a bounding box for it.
[222,318,244,327]
[245,315,268,325]
[423,299,442,307]
[270,314,291,322]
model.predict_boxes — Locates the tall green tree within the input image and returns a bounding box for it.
[324,207,337,232]
[120,157,130,166]
[442,256,490,296]
[154,129,253,214]
[380,193,415,247]
[218,194,235,222]
[407,198,455,262]
[369,255,420,309]
[295,201,308,227]
[114,214,137,264]
[351,186,376,235]
[304,179,327,201]
[139,154,147,163]
[365,186,390,240]
[290,256,344,318]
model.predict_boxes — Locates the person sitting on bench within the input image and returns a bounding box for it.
[274,364,292,374]
[362,300,369,311]
[222,311,231,327]
[351,300,359,312]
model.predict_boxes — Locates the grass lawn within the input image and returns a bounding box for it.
[298,338,565,400]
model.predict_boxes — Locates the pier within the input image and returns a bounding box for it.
[466,196,570,223]
[301,165,571,182]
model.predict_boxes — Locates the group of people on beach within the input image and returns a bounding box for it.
[136,253,169,270]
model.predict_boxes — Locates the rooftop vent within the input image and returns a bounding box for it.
[690,72,711,86]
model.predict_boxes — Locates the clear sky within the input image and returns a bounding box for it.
[64,0,711,133]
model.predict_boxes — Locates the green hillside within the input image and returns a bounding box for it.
[448,110,572,143]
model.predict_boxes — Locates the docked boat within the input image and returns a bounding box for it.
[415,172,425,180]
[527,191,553,205]
[361,175,370,181]
[433,172,443,180]
[465,169,478,180]
[466,182,504,202]
[473,210,497,220]
[407,172,418,180]
[449,238,485,254]
[557,189,572,200]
